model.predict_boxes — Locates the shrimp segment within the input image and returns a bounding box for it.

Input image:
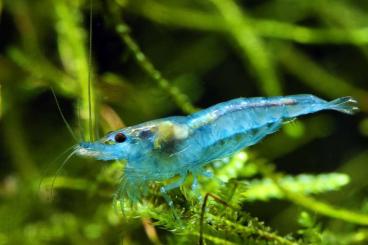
[76,94,358,205]
[185,95,358,164]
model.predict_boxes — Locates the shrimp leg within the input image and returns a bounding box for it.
[160,174,187,208]
[191,171,202,201]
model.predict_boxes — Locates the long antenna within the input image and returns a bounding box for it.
[51,87,78,142]
[87,0,94,142]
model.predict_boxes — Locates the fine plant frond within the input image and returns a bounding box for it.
[243,173,350,201]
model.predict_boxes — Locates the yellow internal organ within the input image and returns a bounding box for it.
[153,121,189,149]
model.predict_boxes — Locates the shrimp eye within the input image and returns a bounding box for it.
[114,133,127,143]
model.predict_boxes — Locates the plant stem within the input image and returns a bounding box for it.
[114,23,197,114]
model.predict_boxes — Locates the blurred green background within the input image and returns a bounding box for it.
[1,0,368,244]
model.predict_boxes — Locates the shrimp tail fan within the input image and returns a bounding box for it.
[327,96,359,115]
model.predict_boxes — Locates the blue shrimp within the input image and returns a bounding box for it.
[75,94,358,207]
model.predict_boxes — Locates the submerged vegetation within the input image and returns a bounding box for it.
[1,0,368,244]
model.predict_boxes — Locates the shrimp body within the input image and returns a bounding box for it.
[76,94,358,203]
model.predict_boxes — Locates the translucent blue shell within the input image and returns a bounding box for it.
[76,94,358,204]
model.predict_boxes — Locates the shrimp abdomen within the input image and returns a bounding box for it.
[189,95,358,131]
[280,95,359,117]
[185,95,358,164]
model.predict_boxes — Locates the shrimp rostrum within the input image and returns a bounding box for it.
[76,94,358,206]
